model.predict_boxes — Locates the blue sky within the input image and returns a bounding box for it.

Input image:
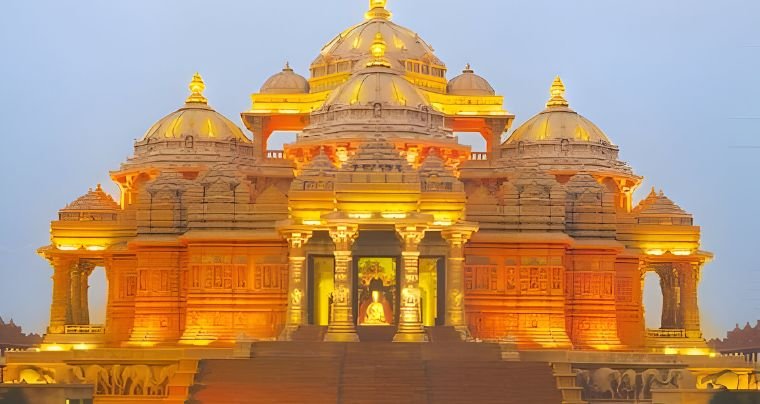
[0,0,758,338]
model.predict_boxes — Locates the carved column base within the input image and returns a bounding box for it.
[324,306,358,342]
[393,307,427,342]
[323,327,360,342]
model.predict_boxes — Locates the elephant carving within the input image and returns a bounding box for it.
[589,367,621,398]
[666,369,697,389]
[121,364,154,395]
[150,364,178,395]
[618,369,637,399]
[640,368,669,399]
[70,365,110,394]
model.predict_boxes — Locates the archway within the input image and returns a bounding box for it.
[643,271,663,329]
[267,131,297,155]
[456,132,487,159]
[87,266,108,326]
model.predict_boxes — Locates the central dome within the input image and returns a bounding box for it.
[311,1,445,81]
[324,66,428,108]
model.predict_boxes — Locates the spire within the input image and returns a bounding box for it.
[546,75,569,108]
[463,63,473,73]
[283,61,292,72]
[186,72,208,104]
[365,0,391,20]
[367,32,391,67]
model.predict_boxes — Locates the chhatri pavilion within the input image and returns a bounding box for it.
[3,2,757,403]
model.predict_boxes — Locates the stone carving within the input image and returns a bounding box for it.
[699,369,760,390]
[62,363,178,396]
[401,287,420,307]
[291,288,303,305]
[575,367,696,400]
[450,288,463,308]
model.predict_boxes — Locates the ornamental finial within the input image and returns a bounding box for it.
[546,75,569,108]
[365,0,391,20]
[186,72,208,104]
[366,32,391,67]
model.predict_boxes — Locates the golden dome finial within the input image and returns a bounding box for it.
[546,75,569,108]
[365,0,391,20]
[186,72,208,104]
[367,32,391,67]
[463,63,473,73]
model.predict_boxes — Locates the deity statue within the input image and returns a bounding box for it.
[364,290,387,325]
[291,288,303,305]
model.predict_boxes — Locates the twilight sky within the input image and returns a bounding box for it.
[0,0,758,339]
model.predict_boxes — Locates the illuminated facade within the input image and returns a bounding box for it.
[7,2,757,403]
[33,0,714,350]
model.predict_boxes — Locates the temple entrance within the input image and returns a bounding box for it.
[307,256,335,326]
[354,257,400,326]
[419,257,445,327]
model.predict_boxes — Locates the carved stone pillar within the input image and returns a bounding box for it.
[280,230,312,340]
[442,227,476,339]
[78,261,95,325]
[324,225,359,342]
[657,265,680,329]
[48,256,73,333]
[70,263,83,325]
[678,262,702,337]
[393,225,427,342]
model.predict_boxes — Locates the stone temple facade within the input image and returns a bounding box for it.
[7,3,760,403]
[33,0,713,352]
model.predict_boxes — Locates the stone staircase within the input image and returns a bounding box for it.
[190,341,563,403]
[425,326,463,342]
[290,325,326,341]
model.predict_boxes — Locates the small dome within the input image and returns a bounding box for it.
[61,184,120,212]
[633,187,693,225]
[141,73,249,143]
[323,66,428,108]
[447,65,495,96]
[506,77,611,144]
[260,63,310,94]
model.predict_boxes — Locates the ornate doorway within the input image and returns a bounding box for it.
[354,257,400,326]
[307,256,334,326]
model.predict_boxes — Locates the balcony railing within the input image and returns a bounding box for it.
[266,150,285,159]
[64,324,105,334]
[646,328,686,338]
[469,152,488,161]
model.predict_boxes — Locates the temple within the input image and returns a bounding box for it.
[3,2,758,403]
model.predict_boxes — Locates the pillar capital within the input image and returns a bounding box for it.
[395,224,427,252]
[441,222,478,247]
[281,228,313,256]
[328,224,358,251]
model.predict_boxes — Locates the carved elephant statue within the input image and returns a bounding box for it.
[666,369,697,389]
[121,365,154,395]
[640,368,669,399]
[617,369,637,399]
[148,364,178,395]
[575,369,592,397]
[70,364,110,394]
[590,367,621,399]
